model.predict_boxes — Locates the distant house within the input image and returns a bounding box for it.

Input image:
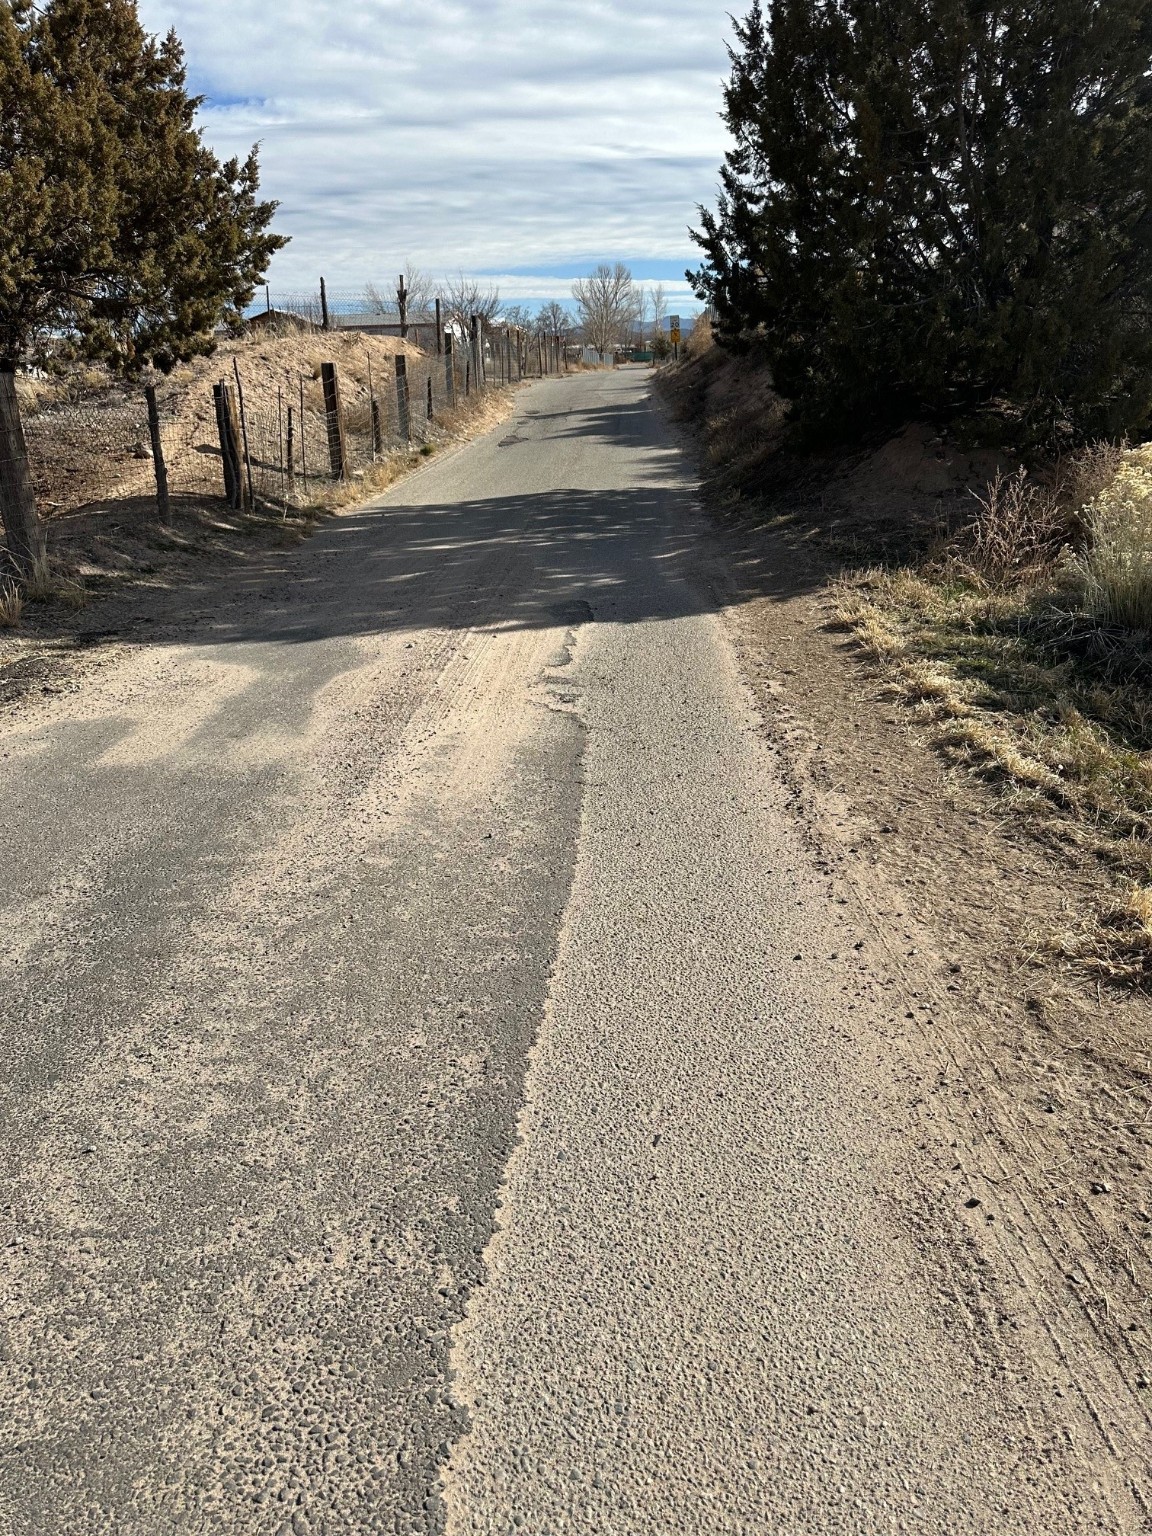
[244,307,312,334]
[332,310,439,341]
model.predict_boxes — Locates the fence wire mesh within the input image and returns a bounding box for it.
[18,328,547,527]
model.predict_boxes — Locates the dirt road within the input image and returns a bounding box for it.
[0,371,1136,1531]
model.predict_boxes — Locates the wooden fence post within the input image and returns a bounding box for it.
[444,333,455,407]
[213,382,241,509]
[397,273,408,339]
[320,276,330,332]
[395,355,411,442]
[232,359,256,507]
[435,299,442,355]
[299,377,309,499]
[367,352,382,458]
[470,315,480,390]
[276,386,286,504]
[320,361,347,479]
[144,385,170,525]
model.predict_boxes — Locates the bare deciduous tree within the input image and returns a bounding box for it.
[501,304,535,332]
[649,283,669,341]
[535,300,576,343]
[439,274,501,338]
[572,263,637,359]
[365,263,437,320]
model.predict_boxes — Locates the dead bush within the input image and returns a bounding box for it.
[950,467,1068,589]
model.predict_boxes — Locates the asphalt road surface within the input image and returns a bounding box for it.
[0,371,1107,1533]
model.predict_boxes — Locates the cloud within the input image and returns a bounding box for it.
[135,0,735,304]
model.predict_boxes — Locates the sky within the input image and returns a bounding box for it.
[134,0,736,313]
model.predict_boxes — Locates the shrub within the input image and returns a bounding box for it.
[1073,446,1152,632]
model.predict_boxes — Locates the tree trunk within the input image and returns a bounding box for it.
[0,364,45,574]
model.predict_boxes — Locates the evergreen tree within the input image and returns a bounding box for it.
[0,0,286,570]
[692,0,1152,441]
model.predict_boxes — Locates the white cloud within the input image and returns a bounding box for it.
[135,0,734,303]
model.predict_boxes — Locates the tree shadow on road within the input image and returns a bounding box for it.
[20,378,831,659]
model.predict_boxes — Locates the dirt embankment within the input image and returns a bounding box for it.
[658,342,1152,1493]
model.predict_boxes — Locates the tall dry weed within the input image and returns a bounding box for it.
[952,467,1067,589]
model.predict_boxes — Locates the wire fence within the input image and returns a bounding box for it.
[19,323,563,527]
[255,286,477,350]
[22,388,224,517]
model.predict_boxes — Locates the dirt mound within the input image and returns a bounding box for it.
[658,343,1008,560]
[18,330,430,525]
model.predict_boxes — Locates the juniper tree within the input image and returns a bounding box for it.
[0,0,285,570]
[692,0,1152,440]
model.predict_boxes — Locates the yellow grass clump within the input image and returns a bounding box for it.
[0,579,23,628]
[1074,444,1152,632]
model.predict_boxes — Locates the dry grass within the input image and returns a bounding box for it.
[832,444,1152,980]
[1045,884,1152,982]
[0,580,23,628]
[947,467,1068,589]
[22,553,55,602]
[15,367,108,416]
[686,313,714,358]
[835,565,1152,842]
[316,449,429,512]
[1071,443,1152,631]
